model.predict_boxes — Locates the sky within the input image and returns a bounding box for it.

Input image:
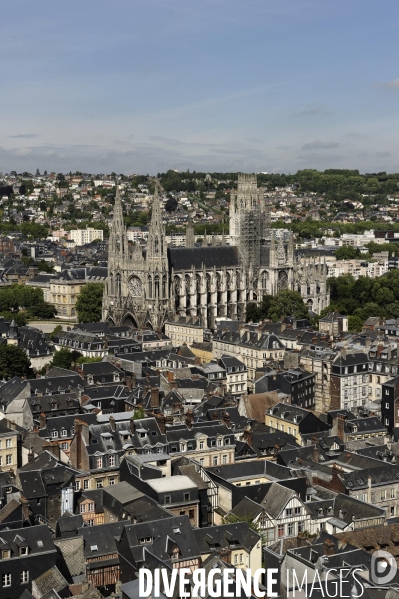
[1,0,399,175]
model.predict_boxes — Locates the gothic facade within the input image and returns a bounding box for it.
[102,175,329,329]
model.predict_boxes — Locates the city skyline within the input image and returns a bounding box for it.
[1,0,399,174]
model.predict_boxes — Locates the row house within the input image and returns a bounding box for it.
[212,330,286,386]
[165,421,236,468]
[231,482,312,545]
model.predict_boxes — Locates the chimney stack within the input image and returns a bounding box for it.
[109,415,116,432]
[39,413,47,430]
[129,415,135,435]
[323,539,335,556]
[337,415,345,441]
[150,387,160,409]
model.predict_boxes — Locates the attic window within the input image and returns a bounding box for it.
[172,527,181,535]
[37,540,43,547]
[90,545,98,552]
[139,537,152,544]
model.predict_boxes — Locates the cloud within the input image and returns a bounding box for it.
[302,140,340,150]
[375,151,391,158]
[382,78,399,89]
[7,133,40,139]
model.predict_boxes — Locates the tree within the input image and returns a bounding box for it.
[164,196,178,212]
[348,315,364,333]
[335,246,361,260]
[76,283,104,323]
[0,345,33,379]
[51,348,81,370]
[245,303,260,322]
[50,324,63,339]
[76,356,102,365]
[222,513,266,544]
[0,311,27,326]
[268,290,308,322]
[133,406,145,419]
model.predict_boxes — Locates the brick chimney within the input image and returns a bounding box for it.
[222,411,232,428]
[243,424,252,447]
[27,447,34,464]
[185,410,193,430]
[109,415,116,432]
[156,413,166,434]
[337,415,345,441]
[212,410,219,421]
[70,419,90,471]
[39,413,47,430]
[150,387,160,409]
[312,444,319,464]
[20,497,30,522]
[129,415,136,435]
[44,441,60,460]
[323,539,335,556]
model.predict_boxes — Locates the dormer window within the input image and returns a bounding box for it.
[61,429,67,437]
[20,546,28,556]
[2,550,10,559]
[51,431,58,438]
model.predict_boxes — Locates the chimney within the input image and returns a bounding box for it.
[129,415,135,435]
[212,410,219,421]
[243,424,252,447]
[109,415,116,432]
[367,475,372,503]
[337,415,345,441]
[150,387,160,409]
[27,447,34,464]
[39,413,47,430]
[70,419,90,471]
[323,539,335,556]
[222,411,232,428]
[44,442,60,460]
[312,444,319,464]
[297,532,307,548]
[156,413,166,434]
[20,497,30,522]
[185,410,193,430]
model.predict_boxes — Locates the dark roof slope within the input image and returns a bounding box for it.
[168,246,240,270]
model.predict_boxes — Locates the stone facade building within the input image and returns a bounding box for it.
[102,175,329,329]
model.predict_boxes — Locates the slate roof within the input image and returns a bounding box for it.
[195,521,260,554]
[27,374,84,395]
[0,376,29,404]
[79,521,125,558]
[123,515,201,563]
[168,246,240,270]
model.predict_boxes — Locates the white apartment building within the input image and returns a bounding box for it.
[328,259,388,279]
[70,227,104,245]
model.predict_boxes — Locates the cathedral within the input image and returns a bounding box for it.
[102,174,329,329]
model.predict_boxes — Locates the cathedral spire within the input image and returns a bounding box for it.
[185,212,195,248]
[147,182,166,259]
[109,184,126,260]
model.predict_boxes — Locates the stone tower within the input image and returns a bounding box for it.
[185,212,195,248]
[144,184,171,329]
[229,174,265,268]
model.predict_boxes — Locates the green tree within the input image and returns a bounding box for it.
[51,348,82,370]
[348,315,364,333]
[76,356,102,365]
[50,324,63,339]
[76,283,104,323]
[268,290,308,322]
[0,345,33,379]
[222,513,265,544]
[0,311,27,326]
[245,303,260,322]
[133,406,146,419]
[335,246,361,260]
